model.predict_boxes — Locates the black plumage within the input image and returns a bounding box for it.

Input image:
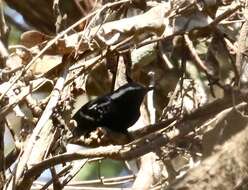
[73,82,152,137]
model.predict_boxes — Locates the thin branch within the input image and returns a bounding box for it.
[184,34,211,75]
[0,119,5,190]
[0,40,8,63]
[50,167,62,190]
[13,60,69,187]
[5,145,21,169]
[39,165,72,190]
[23,98,245,179]
[0,0,129,102]
[60,159,88,188]
[0,0,9,45]
[67,174,135,186]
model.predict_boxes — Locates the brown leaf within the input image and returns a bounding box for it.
[90,4,170,47]
[20,30,51,48]
[29,55,62,76]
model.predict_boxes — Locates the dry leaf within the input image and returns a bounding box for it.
[90,4,170,47]
[29,55,62,76]
[21,30,51,48]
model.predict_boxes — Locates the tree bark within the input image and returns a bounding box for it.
[167,122,248,190]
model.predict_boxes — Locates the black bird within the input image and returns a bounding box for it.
[73,82,153,137]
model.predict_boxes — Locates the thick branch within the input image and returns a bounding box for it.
[167,120,248,190]
[23,100,246,180]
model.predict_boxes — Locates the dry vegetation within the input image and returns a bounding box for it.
[0,0,248,189]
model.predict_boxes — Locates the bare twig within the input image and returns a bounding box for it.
[5,146,21,169]
[0,40,8,63]
[23,97,245,179]
[0,0,129,102]
[50,167,62,190]
[0,0,8,64]
[39,165,72,190]
[68,174,135,186]
[11,60,69,190]
[237,2,248,87]
[0,0,9,45]
[60,159,88,188]
[184,34,212,75]
[0,119,5,190]
[0,1,245,189]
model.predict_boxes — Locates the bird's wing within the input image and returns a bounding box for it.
[82,96,114,121]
